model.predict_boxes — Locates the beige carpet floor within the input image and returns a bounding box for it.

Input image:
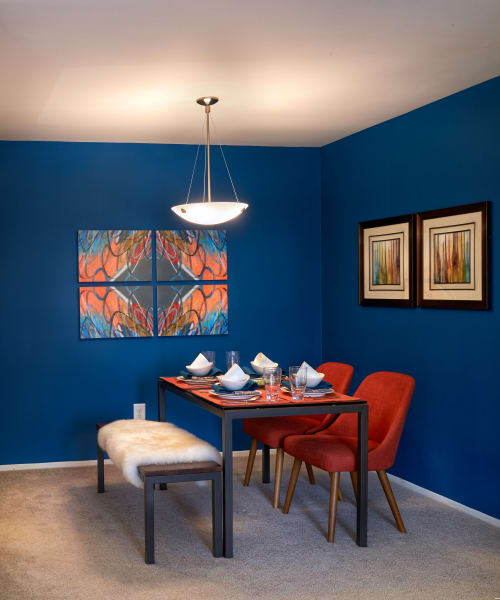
[0,455,499,600]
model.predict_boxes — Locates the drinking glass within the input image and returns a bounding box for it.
[263,366,282,402]
[289,366,307,402]
[226,350,240,370]
[201,351,215,364]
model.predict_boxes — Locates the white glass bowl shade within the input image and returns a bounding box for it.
[171,202,248,226]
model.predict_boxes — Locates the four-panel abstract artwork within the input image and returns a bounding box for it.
[78,230,228,339]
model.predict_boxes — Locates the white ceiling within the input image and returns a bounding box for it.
[1,0,499,147]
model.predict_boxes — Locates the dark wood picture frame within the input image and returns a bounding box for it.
[359,214,415,307]
[417,201,489,310]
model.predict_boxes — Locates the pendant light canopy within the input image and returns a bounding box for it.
[171,96,248,225]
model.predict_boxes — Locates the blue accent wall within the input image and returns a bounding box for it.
[321,77,500,518]
[0,141,322,463]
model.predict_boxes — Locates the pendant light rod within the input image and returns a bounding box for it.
[206,105,211,203]
[197,96,219,205]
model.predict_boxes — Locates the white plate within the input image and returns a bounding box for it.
[209,390,262,402]
[177,376,218,384]
[280,386,335,398]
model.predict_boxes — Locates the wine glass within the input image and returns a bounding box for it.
[226,350,240,371]
[201,351,215,364]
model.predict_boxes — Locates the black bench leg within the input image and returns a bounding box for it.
[144,479,155,564]
[212,474,223,558]
[97,443,105,493]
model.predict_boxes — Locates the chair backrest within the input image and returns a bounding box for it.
[328,371,415,464]
[318,362,354,395]
[308,362,354,426]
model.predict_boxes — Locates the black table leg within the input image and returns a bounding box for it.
[356,405,368,547]
[157,380,166,422]
[262,444,271,483]
[222,414,233,558]
[212,473,223,558]
[157,380,167,491]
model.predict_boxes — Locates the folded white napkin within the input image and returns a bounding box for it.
[253,352,276,367]
[298,361,317,376]
[223,363,248,381]
[188,353,211,368]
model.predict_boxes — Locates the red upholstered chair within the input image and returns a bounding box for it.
[282,371,415,542]
[242,362,354,508]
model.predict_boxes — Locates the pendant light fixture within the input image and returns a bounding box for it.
[171,96,248,225]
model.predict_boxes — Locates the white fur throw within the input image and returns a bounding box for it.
[98,419,221,488]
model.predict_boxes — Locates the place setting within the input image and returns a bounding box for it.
[177,351,222,387]
[210,352,272,402]
[281,362,336,400]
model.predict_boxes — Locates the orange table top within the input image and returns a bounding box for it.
[160,377,363,409]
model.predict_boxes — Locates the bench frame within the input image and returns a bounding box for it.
[96,423,223,564]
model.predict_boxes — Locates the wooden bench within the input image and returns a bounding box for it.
[96,423,223,563]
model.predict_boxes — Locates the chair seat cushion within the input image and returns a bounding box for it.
[98,419,221,488]
[243,416,321,448]
[284,434,380,472]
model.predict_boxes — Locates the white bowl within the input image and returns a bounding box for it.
[305,371,325,388]
[250,360,278,375]
[217,373,250,391]
[185,362,214,377]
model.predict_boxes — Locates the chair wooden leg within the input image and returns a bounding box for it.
[338,485,344,502]
[272,448,285,508]
[377,470,407,533]
[282,458,302,514]
[350,471,358,500]
[243,438,258,486]
[327,472,340,543]
[305,463,316,485]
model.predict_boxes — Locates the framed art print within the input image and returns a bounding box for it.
[359,214,415,307]
[417,202,489,309]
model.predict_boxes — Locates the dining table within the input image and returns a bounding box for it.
[157,376,369,558]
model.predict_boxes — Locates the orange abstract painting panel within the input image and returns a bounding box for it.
[80,286,154,339]
[78,230,152,282]
[157,284,228,336]
[156,230,227,281]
